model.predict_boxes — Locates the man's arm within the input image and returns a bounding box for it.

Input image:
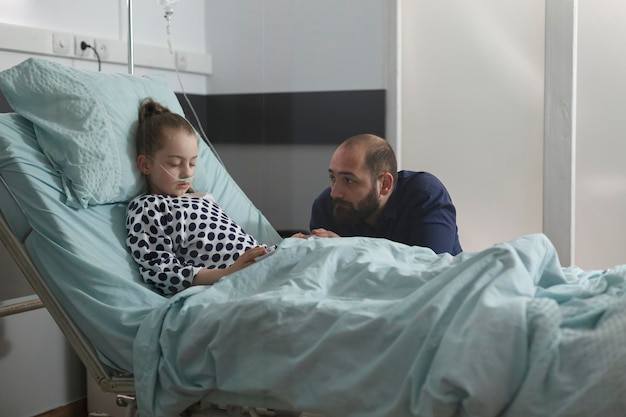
[403,174,461,255]
[408,204,460,254]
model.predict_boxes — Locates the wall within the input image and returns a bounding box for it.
[0,308,85,416]
[204,0,389,233]
[399,0,626,268]
[576,0,626,269]
[399,0,546,253]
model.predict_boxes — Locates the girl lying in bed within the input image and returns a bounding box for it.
[126,98,273,296]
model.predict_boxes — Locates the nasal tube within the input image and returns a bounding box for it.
[149,157,194,182]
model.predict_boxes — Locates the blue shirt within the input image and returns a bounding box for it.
[310,170,462,255]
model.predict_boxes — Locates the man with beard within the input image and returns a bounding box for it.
[307,134,462,255]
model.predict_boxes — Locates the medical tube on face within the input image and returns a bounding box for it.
[148,156,194,182]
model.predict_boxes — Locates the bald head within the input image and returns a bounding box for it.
[338,134,398,183]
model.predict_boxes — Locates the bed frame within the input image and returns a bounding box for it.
[0,176,138,411]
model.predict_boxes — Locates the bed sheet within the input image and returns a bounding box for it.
[134,234,626,417]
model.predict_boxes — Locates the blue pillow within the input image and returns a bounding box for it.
[0,57,185,208]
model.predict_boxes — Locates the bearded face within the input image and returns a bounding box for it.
[332,184,380,224]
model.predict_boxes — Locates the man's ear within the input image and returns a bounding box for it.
[379,172,394,196]
[137,155,151,175]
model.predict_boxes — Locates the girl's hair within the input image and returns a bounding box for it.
[136,98,195,156]
[136,98,197,194]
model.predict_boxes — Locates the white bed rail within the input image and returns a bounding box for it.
[0,175,135,394]
[0,295,43,318]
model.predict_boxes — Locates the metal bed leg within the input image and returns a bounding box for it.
[116,394,139,417]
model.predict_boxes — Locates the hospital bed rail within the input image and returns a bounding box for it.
[0,294,43,318]
[0,174,136,394]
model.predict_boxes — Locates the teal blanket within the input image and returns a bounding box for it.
[133,234,626,417]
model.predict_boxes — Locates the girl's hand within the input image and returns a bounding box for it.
[192,246,267,286]
[227,246,267,273]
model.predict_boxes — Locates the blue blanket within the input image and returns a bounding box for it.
[133,234,626,417]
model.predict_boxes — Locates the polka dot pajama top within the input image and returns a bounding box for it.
[126,194,262,296]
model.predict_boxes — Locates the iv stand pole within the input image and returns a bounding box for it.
[128,0,134,74]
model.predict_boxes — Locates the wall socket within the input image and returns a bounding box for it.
[52,32,71,55]
[75,36,94,58]
[94,39,111,60]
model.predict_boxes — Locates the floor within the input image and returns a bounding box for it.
[33,399,86,417]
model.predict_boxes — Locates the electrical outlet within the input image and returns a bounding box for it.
[93,39,110,60]
[75,36,94,58]
[52,33,71,55]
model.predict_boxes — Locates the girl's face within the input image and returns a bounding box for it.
[138,128,198,196]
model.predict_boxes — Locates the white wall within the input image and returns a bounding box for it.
[0,308,84,417]
[576,0,626,269]
[205,0,386,94]
[399,0,626,269]
[400,0,546,253]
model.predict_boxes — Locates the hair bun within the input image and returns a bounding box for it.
[139,98,170,122]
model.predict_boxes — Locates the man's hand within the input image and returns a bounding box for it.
[310,228,340,238]
[290,232,310,239]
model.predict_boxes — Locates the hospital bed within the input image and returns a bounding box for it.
[0,58,625,417]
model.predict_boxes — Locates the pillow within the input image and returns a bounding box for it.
[0,57,185,208]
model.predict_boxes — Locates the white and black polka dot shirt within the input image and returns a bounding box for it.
[126,194,262,296]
